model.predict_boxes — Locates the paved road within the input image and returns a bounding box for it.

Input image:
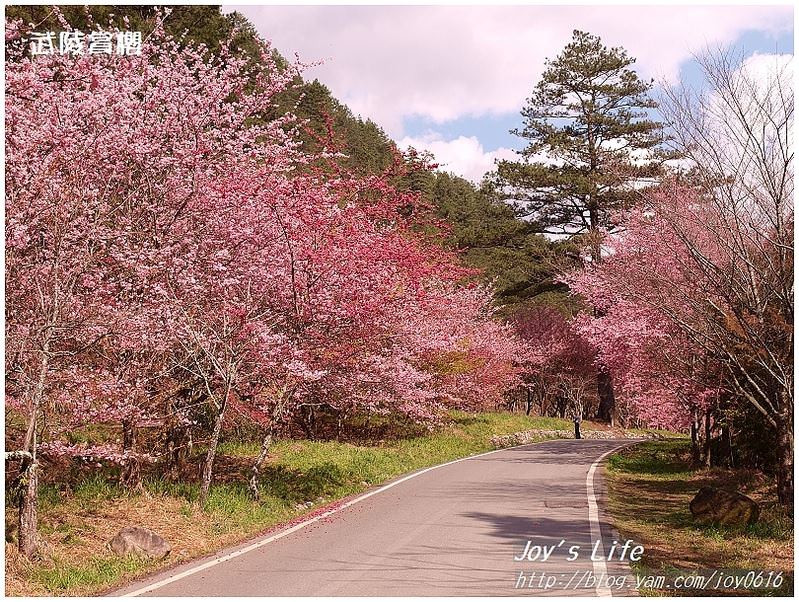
[115,439,640,596]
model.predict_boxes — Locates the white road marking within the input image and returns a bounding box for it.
[120,445,512,596]
[585,442,637,597]
[119,439,635,597]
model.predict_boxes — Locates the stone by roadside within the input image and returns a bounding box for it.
[108,527,171,560]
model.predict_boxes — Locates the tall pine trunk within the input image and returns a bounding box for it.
[589,209,617,425]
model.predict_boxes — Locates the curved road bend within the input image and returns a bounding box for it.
[114,438,641,597]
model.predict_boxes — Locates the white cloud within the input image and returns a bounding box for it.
[701,53,794,192]
[739,52,793,90]
[224,4,792,138]
[397,133,517,183]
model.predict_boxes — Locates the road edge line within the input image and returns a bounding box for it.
[586,441,639,597]
[118,439,542,596]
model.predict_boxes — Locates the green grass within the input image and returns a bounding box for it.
[29,556,154,592]
[9,411,569,596]
[213,412,568,524]
[605,440,794,597]
[606,438,694,478]
[626,427,689,438]
[218,411,571,509]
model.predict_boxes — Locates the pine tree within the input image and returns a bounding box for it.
[495,30,667,423]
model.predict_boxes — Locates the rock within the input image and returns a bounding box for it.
[108,527,171,559]
[689,486,759,526]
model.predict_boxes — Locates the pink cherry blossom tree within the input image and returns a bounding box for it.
[6,13,527,554]
[565,180,791,494]
[512,304,596,420]
[5,13,303,551]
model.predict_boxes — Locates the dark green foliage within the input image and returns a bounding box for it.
[7,4,149,32]
[426,173,579,312]
[720,404,779,473]
[494,30,667,245]
[271,78,397,175]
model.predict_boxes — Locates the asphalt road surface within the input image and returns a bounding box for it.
[115,439,641,597]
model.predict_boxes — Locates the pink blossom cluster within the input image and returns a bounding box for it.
[5,16,525,465]
[563,187,731,429]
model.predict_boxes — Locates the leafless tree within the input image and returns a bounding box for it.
[659,48,793,504]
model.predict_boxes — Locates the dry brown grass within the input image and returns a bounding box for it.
[606,440,794,596]
[5,493,233,596]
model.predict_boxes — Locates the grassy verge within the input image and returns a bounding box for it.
[5,411,568,596]
[605,440,794,596]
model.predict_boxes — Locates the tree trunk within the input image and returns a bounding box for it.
[199,384,230,505]
[248,432,273,501]
[775,396,793,508]
[703,408,712,468]
[19,338,52,558]
[165,413,190,478]
[720,421,734,468]
[302,405,316,439]
[596,366,616,425]
[120,420,142,491]
[589,199,617,426]
[335,410,348,439]
[165,424,186,478]
[525,388,533,416]
[18,456,39,558]
[690,410,700,465]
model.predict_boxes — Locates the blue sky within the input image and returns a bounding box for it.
[403,27,795,153]
[225,4,794,181]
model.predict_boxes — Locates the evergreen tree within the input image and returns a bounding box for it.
[429,174,577,314]
[496,30,665,244]
[495,30,666,423]
[277,79,396,176]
